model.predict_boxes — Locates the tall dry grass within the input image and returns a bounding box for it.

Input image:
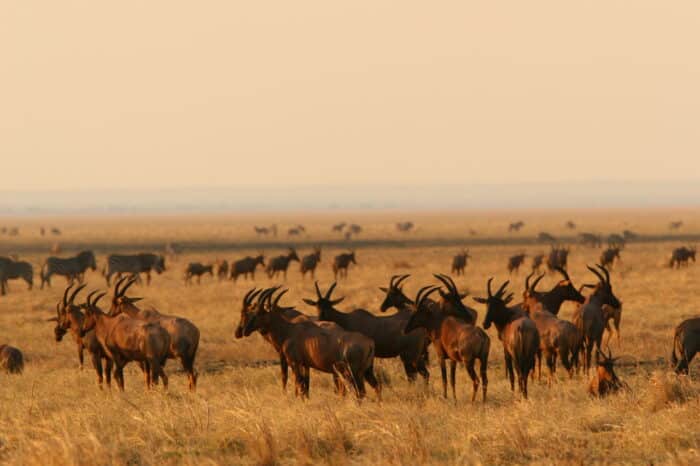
[1,210,699,464]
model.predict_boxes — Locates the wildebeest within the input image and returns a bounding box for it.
[0,344,24,374]
[41,250,97,289]
[49,285,113,387]
[572,264,622,373]
[451,250,470,276]
[547,246,569,272]
[300,247,322,279]
[266,248,300,279]
[588,348,627,397]
[184,262,214,285]
[600,247,621,269]
[474,279,539,398]
[109,276,200,391]
[538,232,557,243]
[579,232,602,248]
[669,220,683,231]
[104,253,165,286]
[669,246,696,268]
[307,281,430,384]
[81,288,171,391]
[333,251,356,279]
[230,254,265,282]
[507,253,526,274]
[396,221,414,233]
[0,257,33,296]
[405,281,490,401]
[531,253,544,273]
[246,287,380,399]
[508,221,525,232]
[671,317,700,375]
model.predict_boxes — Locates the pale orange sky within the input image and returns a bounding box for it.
[2,1,699,191]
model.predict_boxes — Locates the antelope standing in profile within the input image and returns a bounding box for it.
[300,247,322,279]
[184,262,213,285]
[451,250,470,276]
[588,348,627,397]
[266,248,300,279]
[333,251,356,279]
[474,279,539,398]
[41,250,97,288]
[405,280,490,401]
[230,255,265,282]
[507,253,526,274]
[671,317,700,375]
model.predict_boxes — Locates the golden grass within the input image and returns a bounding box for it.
[1,210,699,465]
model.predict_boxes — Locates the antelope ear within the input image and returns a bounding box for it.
[379,287,388,293]
[331,297,345,305]
[473,297,487,304]
[302,298,316,306]
[46,317,59,322]
[127,297,143,303]
[460,291,469,299]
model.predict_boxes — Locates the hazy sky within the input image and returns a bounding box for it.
[2,1,699,191]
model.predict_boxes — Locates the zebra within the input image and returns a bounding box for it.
[0,257,33,295]
[104,253,166,286]
[41,251,96,289]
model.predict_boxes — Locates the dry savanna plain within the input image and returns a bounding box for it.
[1,209,699,465]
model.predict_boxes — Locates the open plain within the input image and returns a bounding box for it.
[1,209,699,465]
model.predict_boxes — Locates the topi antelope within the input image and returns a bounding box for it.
[184,262,214,285]
[0,344,24,374]
[405,280,490,401]
[245,287,380,399]
[104,253,165,286]
[588,348,627,397]
[333,251,356,279]
[230,254,265,282]
[451,250,470,276]
[300,247,322,279]
[307,280,430,383]
[671,317,700,375]
[669,246,696,268]
[41,250,97,289]
[523,267,585,316]
[474,279,539,398]
[507,253,526,274]
[572,264,622,373]
[266,248,300,280]
[109,276,200,391]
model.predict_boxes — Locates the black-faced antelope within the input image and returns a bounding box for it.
[588,348,627,397]
[332,222,346,233]
[523,267,585,316]
[245,288,380,399]
[109,276,200,391]
[405,281,490,401]
[474,279,539,398]
[333,252,356,279]
[451,250,470,276]
[572,264,622,374]
[230,255,265,282]
[306,281,430,384]
[266,248,300,279]
[671,317,700,375]
[300,247,322,279]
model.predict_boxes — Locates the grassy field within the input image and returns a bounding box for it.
[1,210,699,465]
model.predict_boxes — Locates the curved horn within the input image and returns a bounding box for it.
[243,288,258,305]
[68,283,87,304]
[255,287,277,312]
[487,277,494,297]
[587,265,605,283]
[530,274,545,292]
[418,286,440,309]
[597,264,611,284]
[433,274,457,296]
[272,289,289,309]
[113,275,129,297]
[525,272,533,292]
[93,292,107,307]
[326,282,337,299]
[439,273,460,296]
[414,285,438,310]
[120,276,138,296]
[395,274,410,288]
[495,280,510,297]
[389,275,399,288]
[85,290,98,306]
[62,283,74,307]
[555,266,571,281]
[314,281,322,299]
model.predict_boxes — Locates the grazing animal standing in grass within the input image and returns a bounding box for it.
[266,248,300,280]
[474,279,539,398]
[48,284,113,387]
[531,253,544,273]
[300,247,322,279]
[405,282,490,401]
[588,348,626,397]
[671,317,700,375]
[41,250,97,289]
[547,246,569,272]
[246,287,380,399]
[109,276,200,391]
[0,344,24,374]
[508,221,525,232]
[333,251,356,279]
[669,246,696,268]
[104,253,165,286]
[600,247,621,269]
[507,253,526,274]
[215,259,229,281]
[579,232,602,248]
[184,262,214,285]
[230,255,265,282]
[573,264,622,373]
[81,287,171,391]
[0,257,33,296]
[451,249,471,276]
[308,281,430,384]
